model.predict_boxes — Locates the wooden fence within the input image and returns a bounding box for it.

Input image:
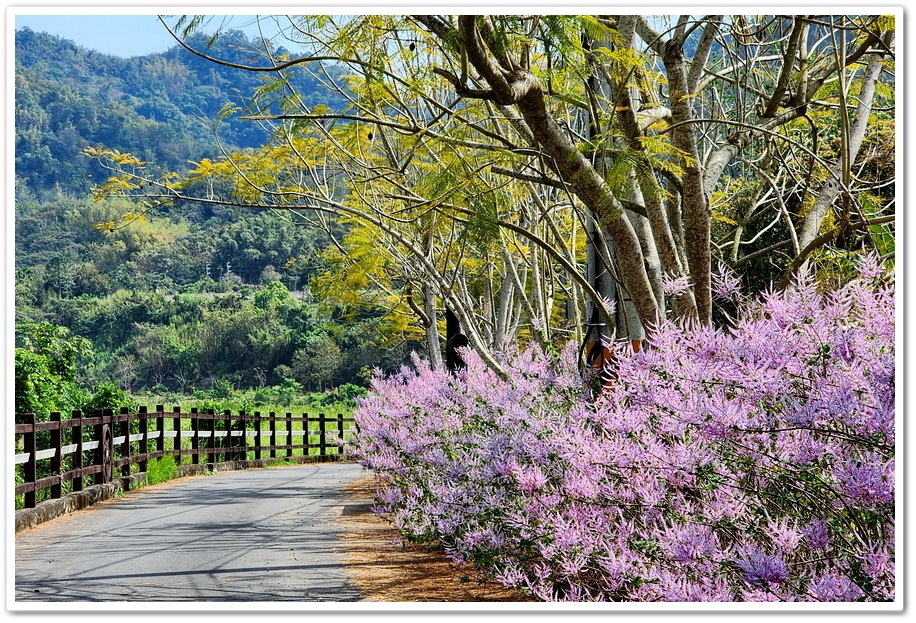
[13,407,358,509]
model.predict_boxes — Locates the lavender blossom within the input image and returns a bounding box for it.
[349,258,894,602]
[736,547,788,588]
[712,262,743,301]
[801,519,830,550]
[662,273,691,296]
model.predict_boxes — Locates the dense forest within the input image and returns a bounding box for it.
[14,27,414,417]
[15,27,348,198]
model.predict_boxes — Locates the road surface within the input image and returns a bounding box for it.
[14,462,369,602]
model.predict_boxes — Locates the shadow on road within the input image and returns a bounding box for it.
[15,463,367,602]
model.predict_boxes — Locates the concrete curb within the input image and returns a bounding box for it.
[15,454,354,533]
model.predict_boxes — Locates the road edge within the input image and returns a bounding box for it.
[15,454,353,532]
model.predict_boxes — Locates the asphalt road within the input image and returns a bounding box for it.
[14,462,370,602]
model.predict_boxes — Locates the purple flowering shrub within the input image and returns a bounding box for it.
[350,260,894,601]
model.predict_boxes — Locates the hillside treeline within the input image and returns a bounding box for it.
[15,27,346,198]
[14,27,409,413]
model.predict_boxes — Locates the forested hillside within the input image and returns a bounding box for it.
[14,27,408,415]
[15,27,345,198]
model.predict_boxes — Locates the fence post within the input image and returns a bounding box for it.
[223,410,232,463]
[238,410,247,461]
[172,406,182,461]
[49,412,62,499]
[23,413,37,508]
[190,408,200,465]
[254,411,262,461]
[93,410,104,485]
[138,406,148,473]
[337,413,345,455]
[119,407,131,478]
[235,411,248,461]
[206,408,216,465]
[269,412,277,459]
[318,413,327,458]
[286,412,293,458]
[72,410,84,492]
[155,405,165,458]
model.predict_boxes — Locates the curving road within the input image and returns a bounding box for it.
[14,462,369,602]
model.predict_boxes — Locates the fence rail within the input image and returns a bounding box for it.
[14,406,357,509]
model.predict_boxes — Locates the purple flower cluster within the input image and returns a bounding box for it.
[350,258,894,602]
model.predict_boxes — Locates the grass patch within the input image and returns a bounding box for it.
[265,459,294,468]
[131,387,360,420]
[146,455,177,485]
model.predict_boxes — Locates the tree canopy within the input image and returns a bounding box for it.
[86,14,896,375]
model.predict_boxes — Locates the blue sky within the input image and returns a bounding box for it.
[14,14,287,57]
[12,11,688,59]
[16,15,178,57]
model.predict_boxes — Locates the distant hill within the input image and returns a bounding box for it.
[14,27,347,199]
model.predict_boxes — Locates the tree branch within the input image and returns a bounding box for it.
[686,16,722,93]
[761,17,806,118]
[158,16,338,73]
[431,67,499,101]
[779,215,895,289]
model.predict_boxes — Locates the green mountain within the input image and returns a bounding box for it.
[13,27,417,399]
[14,27,345,198]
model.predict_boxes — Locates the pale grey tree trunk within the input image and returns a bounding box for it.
[607,237,645,343]
[422,283,443,370]
[625,181,665,318]
[617,15,698,322]
[493,268,516,348]
[450,15,661,331]
[796,56,885,251]
[663,39,712,324]
[585,214,617,343]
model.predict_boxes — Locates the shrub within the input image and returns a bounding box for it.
[351,258,894,602]
[212,377,235,400]
[83,381,136,412]
[15,323,92,420]
[274,377,303,407]
[318,383,367,408]
[251,386,276,406]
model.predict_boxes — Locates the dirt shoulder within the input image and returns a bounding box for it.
[338,474,531,602]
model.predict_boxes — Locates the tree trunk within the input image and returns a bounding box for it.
[585,214,617,343]
[611,16,697,322]
[796,56,885,251]
[422,283,443,370]
[663,39,712,324]
[455,15,661,331]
